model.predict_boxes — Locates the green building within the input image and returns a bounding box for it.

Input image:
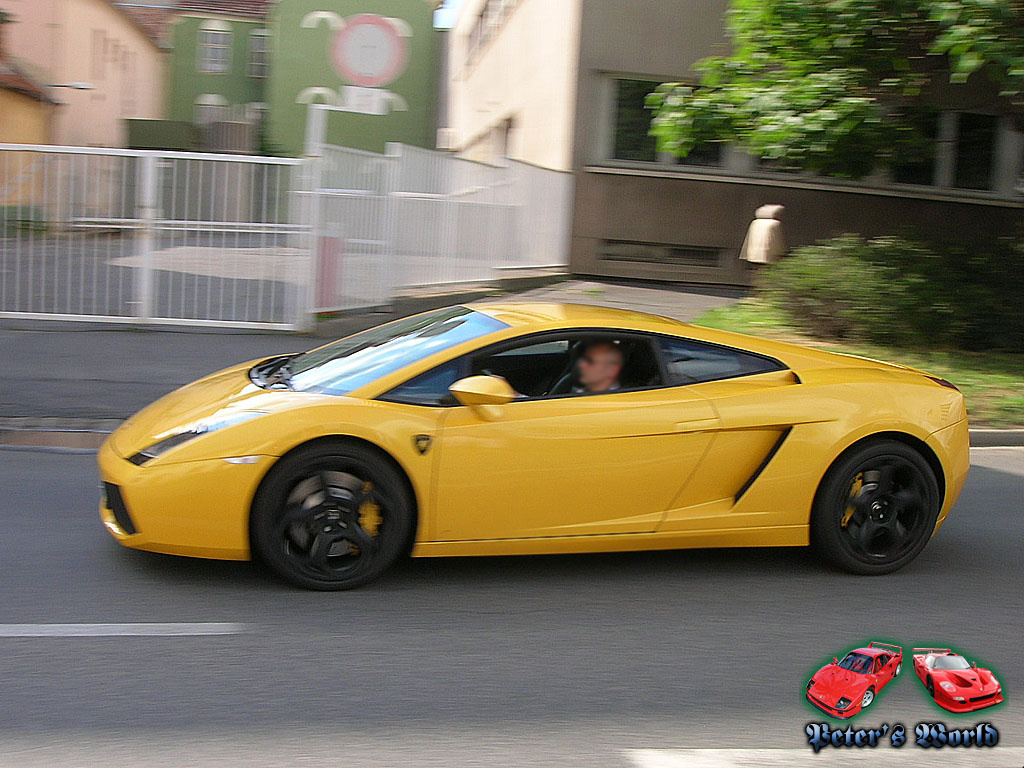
[164,2,271,136]
[266,0,439,156]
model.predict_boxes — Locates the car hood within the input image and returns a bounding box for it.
[933,668,999,695]
[109,359,297,459]
[810,665,869,704]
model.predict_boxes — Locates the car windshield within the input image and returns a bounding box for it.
[837,653,873,674]
[932,655,971,670]
[286,307,509,396]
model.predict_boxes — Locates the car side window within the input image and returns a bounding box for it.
[378,359,465,406]
[876,654,890,670]
[471,339,571,398]
[472,334,664,399]
[657,336,784,385]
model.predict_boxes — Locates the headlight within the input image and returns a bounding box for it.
[940,681,957,693]
[836,697,851,710]
[807,680,815,691]
[128,410,266,465]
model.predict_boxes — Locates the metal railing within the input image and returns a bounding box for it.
[1,142,573,329]
[308,142,573,312]
[0,144,310,329]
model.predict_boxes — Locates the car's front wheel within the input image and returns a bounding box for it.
[811,439,940,575]
[861,687,875,709]
[251,441,414,590]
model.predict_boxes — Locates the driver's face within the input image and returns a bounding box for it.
[578,344,623,389]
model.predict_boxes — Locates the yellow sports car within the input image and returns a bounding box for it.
[98,303,969,590]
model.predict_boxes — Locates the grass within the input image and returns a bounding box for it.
[694,298,1024,428]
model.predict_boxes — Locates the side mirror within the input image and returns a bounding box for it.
[449,375,516,417]
[832,658,839,665]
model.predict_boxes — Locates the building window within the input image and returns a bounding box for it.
[195,94,229,125]
[246,102,267,124]
[891,111,1010,193]
[91,30,106,80]
[199,21,232,74]
[466,0,517,64]
[612,78,721,167]
[891,110,939,187]
[954,113,998,191]
[249,30,269,78]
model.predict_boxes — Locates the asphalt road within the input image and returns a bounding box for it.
[0,448,1020,767]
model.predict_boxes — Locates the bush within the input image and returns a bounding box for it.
[757,234,1024,352]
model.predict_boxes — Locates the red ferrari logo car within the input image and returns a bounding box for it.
[806,642,903,718]
[913,648,1003,713]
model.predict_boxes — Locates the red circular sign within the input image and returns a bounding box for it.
[330,14,409,88]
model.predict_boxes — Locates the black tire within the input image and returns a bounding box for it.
[811,439,940,575]
[927,678,935,699]
[251,441,414,590]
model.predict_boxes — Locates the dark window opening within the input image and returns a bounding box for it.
[613,78,721,167]
[955,113,997,191]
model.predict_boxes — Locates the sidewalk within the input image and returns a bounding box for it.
[0,279,740,424]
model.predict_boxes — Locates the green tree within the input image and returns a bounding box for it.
[647,0,1024,178]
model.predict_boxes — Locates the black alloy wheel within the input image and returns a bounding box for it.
[251,442,414,590]
[811,440,940,575]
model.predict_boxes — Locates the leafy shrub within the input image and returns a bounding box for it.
[757,235,1024,352]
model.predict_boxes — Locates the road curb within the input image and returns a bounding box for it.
[968,428,1024,447]
[3,420,1023,451]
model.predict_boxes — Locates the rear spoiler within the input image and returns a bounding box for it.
[868,642,903,654]
[913,648,953,655]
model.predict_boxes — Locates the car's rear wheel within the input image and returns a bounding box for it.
[895,663,901,677]
[811,440,940,575]
[251,442,414,590]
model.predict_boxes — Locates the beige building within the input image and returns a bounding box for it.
[444,0,581,170]
[443,0,1024,285]
[1,0,165,147]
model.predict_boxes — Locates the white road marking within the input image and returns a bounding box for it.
[970,445,1024,450]
[0,622,246,637]
[624,748,1024,767]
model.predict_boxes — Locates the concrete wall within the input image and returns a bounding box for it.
[3,0,164,147]
[446,0,582,170]
[572,168,1024,286]
[0,89,54,145]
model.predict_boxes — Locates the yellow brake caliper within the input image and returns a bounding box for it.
[358,481,382,537]
[842,474,863,528]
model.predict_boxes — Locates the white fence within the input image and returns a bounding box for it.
[308,142,573,314]
[0,142,573,329]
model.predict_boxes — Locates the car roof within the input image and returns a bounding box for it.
[851,648,889,657]
[469,302,689,330]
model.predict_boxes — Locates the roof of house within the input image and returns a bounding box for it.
[171,0,273,19]
[117,4,176,46]
[113,1,273,47]
[0,59,59,105]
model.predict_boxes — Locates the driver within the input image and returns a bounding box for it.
[495,340,625,397]
[573,341,623,393]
